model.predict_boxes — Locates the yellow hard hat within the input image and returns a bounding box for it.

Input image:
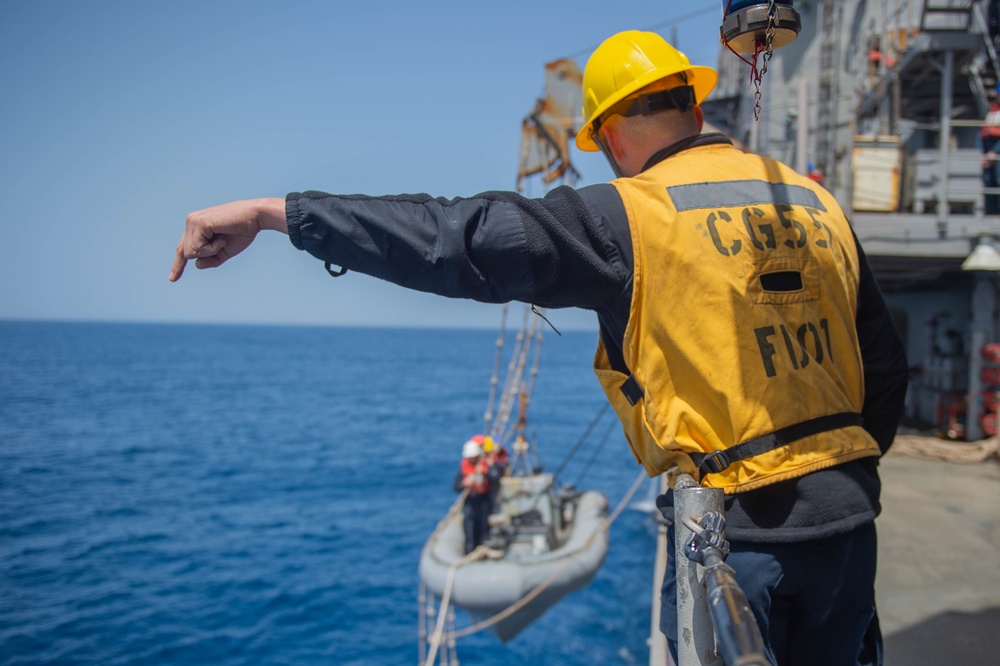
[575,30,718,152]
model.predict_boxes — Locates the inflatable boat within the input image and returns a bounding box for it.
[419,472,609,641]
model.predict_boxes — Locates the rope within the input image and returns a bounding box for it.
[573,417,620,489]
[483,304,508,431]
[551,402,611,481]
[424,490,471,550]
[504,404,617,527]
[507,312,538,443]
[445,468,649,641]
[418,581,428,665]
[889,433,1000,464]
[419,487,472,666]
[491,308,544,454]
[560,6,718,61]
[524,319,544,405]
[491,308,531,443]
[423,545,498,666]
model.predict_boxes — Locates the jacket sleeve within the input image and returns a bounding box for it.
[853,235,909,453]
[284,185,630,310]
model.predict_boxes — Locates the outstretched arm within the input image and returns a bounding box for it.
[285,185,630,308]
[169,197,288,282]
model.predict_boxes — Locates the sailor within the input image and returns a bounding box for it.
[170,29,908,666]
[477,434,508,515]
[453,438,498,554]
[478,435,508,476]
[807,161,825,187]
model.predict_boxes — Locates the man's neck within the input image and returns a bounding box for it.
[640,132,732,173]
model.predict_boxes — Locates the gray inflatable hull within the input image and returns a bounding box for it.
[419,488,609,642]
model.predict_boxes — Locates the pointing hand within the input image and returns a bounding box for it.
[169,197,287,282]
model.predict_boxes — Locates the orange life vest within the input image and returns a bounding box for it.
[460,458,492,495]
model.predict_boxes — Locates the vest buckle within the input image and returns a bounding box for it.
[699,450,731,475]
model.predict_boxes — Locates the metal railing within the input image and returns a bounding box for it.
[671,473,769,666]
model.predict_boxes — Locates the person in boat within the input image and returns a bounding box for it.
[453,438,500,554]
[478,434,508,516]
[478,435,508,477]
[170,29,908,666]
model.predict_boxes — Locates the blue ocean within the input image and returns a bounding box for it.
[1,321,660,665]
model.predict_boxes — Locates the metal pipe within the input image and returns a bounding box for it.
[938,49,954,238]
[674,474,724,665]
[796,78,809,175]
[968,329,986,441]
[700,554,769,666]
[649,474,669,666]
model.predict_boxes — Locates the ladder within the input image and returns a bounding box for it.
[816,1,838,189]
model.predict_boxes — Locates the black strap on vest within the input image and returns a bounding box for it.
[692,412,865,476]
[620,375,644,406]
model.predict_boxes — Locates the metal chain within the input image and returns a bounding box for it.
[752,0,778,121]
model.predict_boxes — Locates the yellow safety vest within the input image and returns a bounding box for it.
[594,142,880,493]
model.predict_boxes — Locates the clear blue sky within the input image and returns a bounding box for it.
[1,0,726,330]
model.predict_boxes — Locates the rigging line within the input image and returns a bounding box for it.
[551,402,612,481]
[523,319,544,408]
[419,490,471,568]
[518,314,542,410]
[573,416,620,489]
[423,544,494,666]
[494,308,539,447]
[518,405,601,516]
[561,4,720,60]
[494,307,532,441]
[418,581,428,665]
[419,487,474,666]
[484,303,509,431]
[524,407,612,516]
[446,468,650,640]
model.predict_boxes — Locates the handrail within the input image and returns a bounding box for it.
[672,472,768,666]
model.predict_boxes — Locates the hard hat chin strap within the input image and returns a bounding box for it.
[593,133,625,179]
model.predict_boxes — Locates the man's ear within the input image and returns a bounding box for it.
[694,105,704,133]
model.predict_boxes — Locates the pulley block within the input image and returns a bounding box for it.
[721,1,802,54]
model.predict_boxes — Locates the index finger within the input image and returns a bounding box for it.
[169,242,188,282]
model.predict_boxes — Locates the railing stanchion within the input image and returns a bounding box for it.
[674,474,724,665]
